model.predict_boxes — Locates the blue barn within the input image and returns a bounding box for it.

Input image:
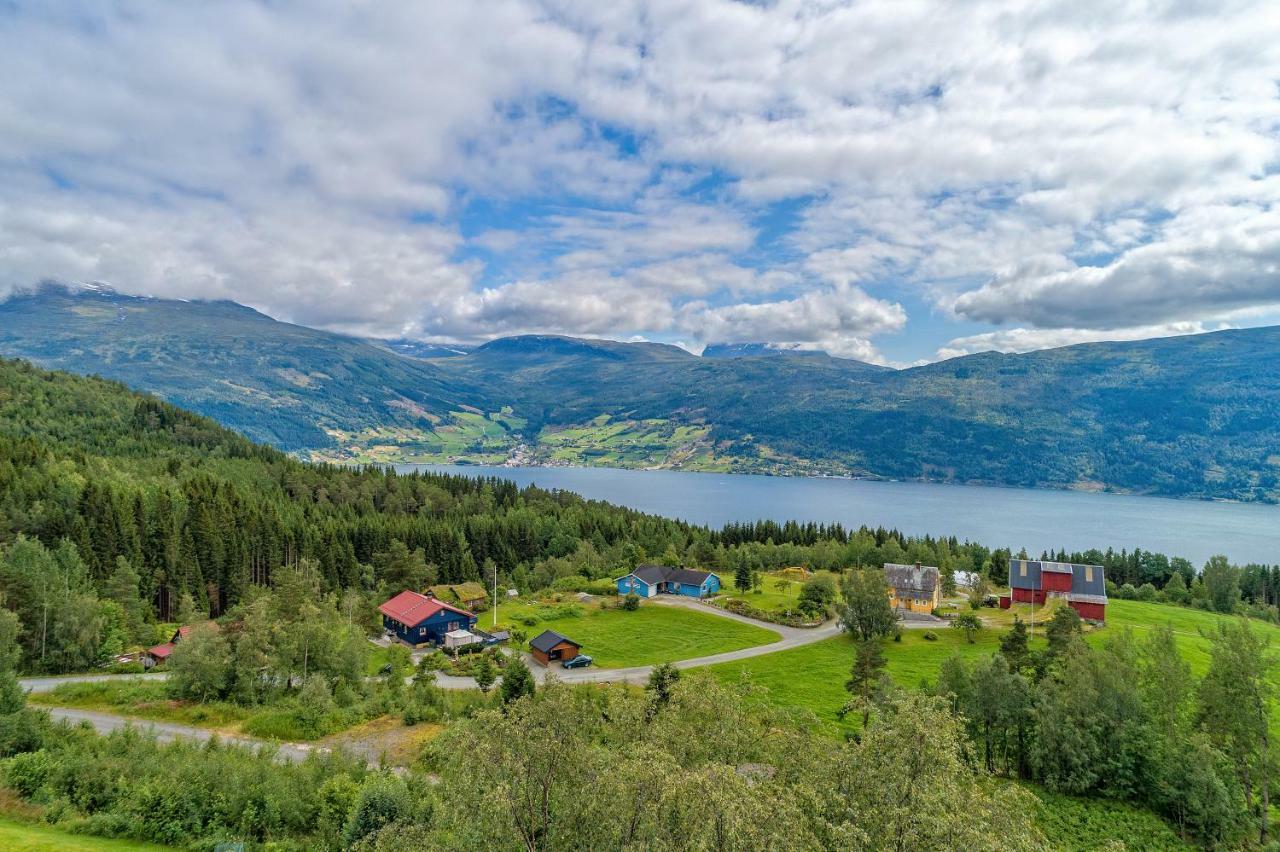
[615,564,721,599]
[379,590,477,647]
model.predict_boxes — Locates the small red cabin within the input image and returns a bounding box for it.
[999,595,1011,609]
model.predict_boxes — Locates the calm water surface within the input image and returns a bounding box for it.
[402,464,1280,566]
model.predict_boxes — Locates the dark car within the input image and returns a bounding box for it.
[561,654,593,669]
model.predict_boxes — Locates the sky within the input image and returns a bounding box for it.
[1,1,1279,365]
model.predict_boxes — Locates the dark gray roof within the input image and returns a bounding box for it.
[631,564,669,585]
[1009,559,1107,600]
[530,629,578,654]
[624,563,717,587]
[883,563,939,595]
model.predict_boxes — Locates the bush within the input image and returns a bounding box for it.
[922,631,938,641]
[344,775,412,846]
[623,593,640,612]
[586,579,618,596]
[1135,583,1157,602]
[104,661,145,675]
[550,575,592,592]
[5,748,52,797]
[1115,583,1138,600]
[797,574,837,617]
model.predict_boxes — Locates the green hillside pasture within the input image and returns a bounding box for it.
[493,601,779,669]
[537,417,712,467]
[708,599,1280,735]
[323,408,520,464]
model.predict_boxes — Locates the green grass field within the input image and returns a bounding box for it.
[493,600,780,668]
[0,816,171,851]
[536,416,714,468]
[708,598,1280,735]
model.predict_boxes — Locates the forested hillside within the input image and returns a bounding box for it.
[0,284,483,451]
[5,285,1280,501]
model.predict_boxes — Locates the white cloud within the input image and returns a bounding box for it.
[935,321,1220,361]
[0,0,1278,357]
[951,204,1280,328]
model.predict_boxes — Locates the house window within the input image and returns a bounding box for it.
[419,627,427,636]
[1085,565,1094,583]
[1019,562,1027,577]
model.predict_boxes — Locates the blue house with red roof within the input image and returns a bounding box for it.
[379,590,477,647]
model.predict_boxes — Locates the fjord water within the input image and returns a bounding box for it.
[408,465,1280,566]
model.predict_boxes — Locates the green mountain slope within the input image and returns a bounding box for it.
[3,284,1279,501]
[0,284,503,453]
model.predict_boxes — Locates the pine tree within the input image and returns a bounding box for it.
[840,638,888,730]
[499,656,535,707]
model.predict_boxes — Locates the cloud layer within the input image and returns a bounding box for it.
[2,1,1278,362]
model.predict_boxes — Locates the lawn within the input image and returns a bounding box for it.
[0,816,171,851]
[492,600,779,668]
[707,624,1009,735]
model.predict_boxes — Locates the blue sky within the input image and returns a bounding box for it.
[1,2,1278,365]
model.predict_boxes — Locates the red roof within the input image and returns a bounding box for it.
[378,590,473,627]
[147,642,176,659]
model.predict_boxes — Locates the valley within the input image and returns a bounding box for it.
[6,284,1280,502]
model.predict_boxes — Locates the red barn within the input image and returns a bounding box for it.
[1008,559,1107,622]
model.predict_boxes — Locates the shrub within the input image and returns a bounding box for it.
[922,631,938,641]
[1135,582,1157,602]
[550,575,591,592]
[344,775,413,846]
[105,661,145,675]
[586,579,619,596]
[623,593,640,612]
[797,574,838,617]
[5,748,52,798]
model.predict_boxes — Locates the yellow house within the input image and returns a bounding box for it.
[884,562,941,613]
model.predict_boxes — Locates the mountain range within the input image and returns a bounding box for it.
[3,283,1279,502]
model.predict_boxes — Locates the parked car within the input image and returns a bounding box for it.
[561,654,593,669]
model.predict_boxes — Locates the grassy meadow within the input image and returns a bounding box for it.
[709,597,1280,736]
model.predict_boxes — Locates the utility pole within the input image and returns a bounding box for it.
[493,563,498,628]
